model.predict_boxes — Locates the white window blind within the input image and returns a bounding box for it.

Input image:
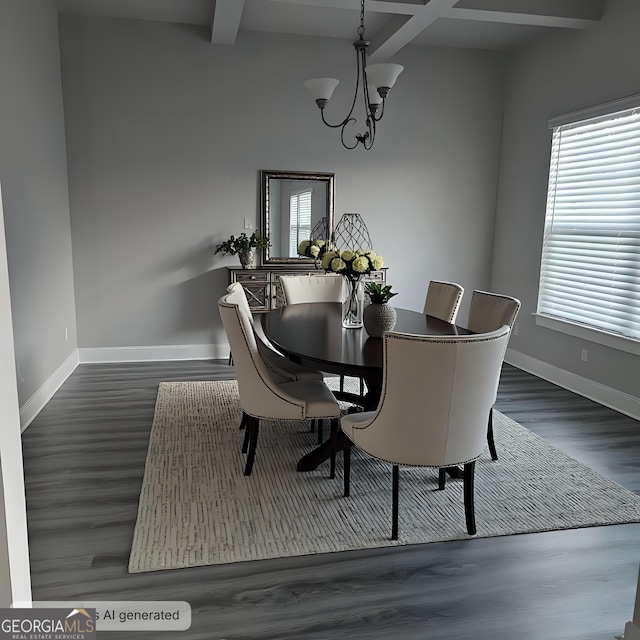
[537,103,640,341]
[289,190,312,256]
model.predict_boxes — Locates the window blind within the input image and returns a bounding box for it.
[537,105,640,341]
[289,190,312,256]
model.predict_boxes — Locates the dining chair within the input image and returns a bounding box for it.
[422,280,464,323]
[226,283,327,438]
[227,283,324,383]
[219,287,341,476]
[466,290,521,461]
[279,274,344,304]
[279,273,365,414]
[339,325,511,540]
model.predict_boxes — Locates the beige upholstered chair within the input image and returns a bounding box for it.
[467,290,521,335]
[279,274,344,305]
[279,273,364,415]
[219,287,341,476]
[423,280,464,323]
[467,290,521,461]
[339,326,511,540]
[227,283,323,383]
[227,283,326,438]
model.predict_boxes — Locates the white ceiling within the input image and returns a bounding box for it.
[55,0,606,56]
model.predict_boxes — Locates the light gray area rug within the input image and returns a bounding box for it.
[128,379,640,573]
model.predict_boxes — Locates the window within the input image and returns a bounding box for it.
[289,190,312,256]
[537,96,640,345]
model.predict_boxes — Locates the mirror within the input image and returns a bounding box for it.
[261,170,334,264]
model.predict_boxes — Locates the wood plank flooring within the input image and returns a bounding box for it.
[21,361,640,640]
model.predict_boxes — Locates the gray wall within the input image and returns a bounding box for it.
[492,0,640,399]
[0,0,77,406]
[58,15,505,355]
[2,1,637,412]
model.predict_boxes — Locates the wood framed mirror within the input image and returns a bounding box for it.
[260,170,334,264]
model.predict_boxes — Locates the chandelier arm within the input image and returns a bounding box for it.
[349,42,372,147]
[317,40,363,131]
[370,98,386,122]
[319,109,353,130]
[340,123,361,150]
[362,114,375,149]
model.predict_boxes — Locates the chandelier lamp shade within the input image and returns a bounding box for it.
[303,0,403,150]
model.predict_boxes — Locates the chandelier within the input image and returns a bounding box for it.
[304,0,403,150]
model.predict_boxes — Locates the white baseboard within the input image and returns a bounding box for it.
[505,348,640,421]
[20,345,638,432]
[19,350,79,432]
[78,343,229,363]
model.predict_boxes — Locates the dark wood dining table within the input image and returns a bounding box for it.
[261,302,473,471]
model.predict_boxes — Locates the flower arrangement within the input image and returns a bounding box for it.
[214,230,269,256]
[320,248,384,280]
[321,248,385,328]
[297,239,328,260]
[365,282,398,304]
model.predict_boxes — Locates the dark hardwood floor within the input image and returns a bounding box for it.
[21,361,640,640]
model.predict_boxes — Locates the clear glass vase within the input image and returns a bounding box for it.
[342,276,365,329]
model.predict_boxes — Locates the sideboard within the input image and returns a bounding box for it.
[227,266,387,313]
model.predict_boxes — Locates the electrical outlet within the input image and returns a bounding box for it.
[244,218,252,230]
[581,349,588,362]
[65,327,68,341]
[513,324,519,336]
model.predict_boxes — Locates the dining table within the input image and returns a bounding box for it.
[261,302,473,471]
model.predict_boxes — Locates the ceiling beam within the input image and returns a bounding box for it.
[257,0,604,57]
[369,0,457,57]
[452,0,605,23]
[211,0,245,45]
[450,7,601,29]
[370,0,603,57]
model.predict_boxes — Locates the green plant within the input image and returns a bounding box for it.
[365,282,398,304]
[215,230,270,256]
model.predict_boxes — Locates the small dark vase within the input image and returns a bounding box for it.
[363,303,397,338]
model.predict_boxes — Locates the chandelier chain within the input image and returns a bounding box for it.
[358,0,366,38]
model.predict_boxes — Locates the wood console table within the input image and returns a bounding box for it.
[227,266,387,313]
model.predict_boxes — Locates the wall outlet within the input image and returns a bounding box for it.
[244,217,252,230]
[65,327,68,341]
[513,324,519,336]
[581,349,588,362]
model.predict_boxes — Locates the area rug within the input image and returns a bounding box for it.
[128,379,640,573]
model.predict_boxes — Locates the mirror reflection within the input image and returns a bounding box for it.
[261,170,334,264]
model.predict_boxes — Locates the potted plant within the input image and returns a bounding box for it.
[215,231,270,269]
[363,282,398,337]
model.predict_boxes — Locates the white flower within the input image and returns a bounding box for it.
[321,251,337,269]
[321,246,385,278]
[352,256,370,273]
[341,250,356,262]
[309,244,320,257]
[298,240,310,255]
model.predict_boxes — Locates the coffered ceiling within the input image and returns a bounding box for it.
[55,0,606,55]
